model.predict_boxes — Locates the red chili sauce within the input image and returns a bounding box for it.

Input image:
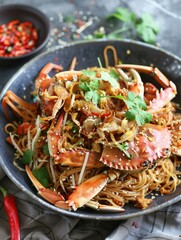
[0,20,38,57]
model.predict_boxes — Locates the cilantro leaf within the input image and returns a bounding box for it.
[82,70,96,78]
[135,13,159,44]
[85,91,100,105]
[135,109,152,126]
[124,92,147,110]
[89,79,100,90]
[101,71,120,88]
[105,7,159,45]
[79,82,90,91]
[32,166,50,188]
[21,149,33,165]
[110,69,120,80]
[79,70,101,105]
[80,69,120,105]
[125,109,137,121]
[110,92,152,126]
[106,7,136,23]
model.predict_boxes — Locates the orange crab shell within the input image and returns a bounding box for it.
[100,124,171,171]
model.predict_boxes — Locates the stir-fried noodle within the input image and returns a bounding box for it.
[3,46,181,212]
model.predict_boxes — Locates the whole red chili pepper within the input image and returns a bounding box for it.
[0,186,20,240]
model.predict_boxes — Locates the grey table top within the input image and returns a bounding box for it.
[0,0,181,92]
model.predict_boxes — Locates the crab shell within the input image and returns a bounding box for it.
[100,124,171,172]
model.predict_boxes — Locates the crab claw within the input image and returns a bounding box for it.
[100,124,171,172]
[67,170,119,210]
[25,165,70,210]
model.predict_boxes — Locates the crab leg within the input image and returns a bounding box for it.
[86,200,125,212]
[25,165,70,209]
[35,63,63,90]
[55,149,103,168]
[55,70,82,81]
[47,112,65,158]
[2,90,37,120]
[116,64,171,88]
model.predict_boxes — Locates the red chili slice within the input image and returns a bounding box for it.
[0,20,38,57]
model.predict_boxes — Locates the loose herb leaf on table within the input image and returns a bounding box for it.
[85,7,159,45]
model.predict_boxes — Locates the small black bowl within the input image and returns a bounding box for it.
[0,4,50,61]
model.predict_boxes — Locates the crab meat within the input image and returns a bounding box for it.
[100,124,171,171]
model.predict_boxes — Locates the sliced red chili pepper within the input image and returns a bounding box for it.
[17,122,34,135]
[0,186,20,240]
[7,20,20,29]
[0,20,38,57]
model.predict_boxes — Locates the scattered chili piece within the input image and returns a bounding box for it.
[0,186,20,240]
[0,20,38,57]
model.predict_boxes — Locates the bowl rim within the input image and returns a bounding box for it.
[0,39,181,220]
[0,3,51,60]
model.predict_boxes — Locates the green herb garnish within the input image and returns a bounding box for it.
[79,69,120,105]
[117,142,132,159]
[79,70,101,105]
[106,7,136,23]
[112,92,152,126]
[64,15,74,23]
[32,166,50,188]
[106,8,159,44]
[21,149,33,165]
[135,13,159,44]
[100,71,120,88]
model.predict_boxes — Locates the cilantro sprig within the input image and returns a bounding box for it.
[79,69,120,105]
[112,92,152,126]
[85,8,159,45]
[79,70,101,105]
[106,8,159,44]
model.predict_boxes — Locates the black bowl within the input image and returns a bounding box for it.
[0,40,181,220]
[0,4,50,61]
